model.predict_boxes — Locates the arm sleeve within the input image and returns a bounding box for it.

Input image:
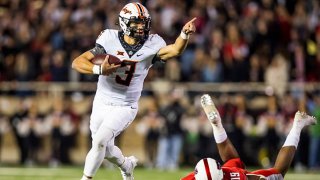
[90,43,106,56]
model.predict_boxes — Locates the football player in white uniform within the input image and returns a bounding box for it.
[72,2,196,180]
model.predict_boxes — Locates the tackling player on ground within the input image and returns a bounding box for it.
[72,2,196,180]
[181,94,317,180]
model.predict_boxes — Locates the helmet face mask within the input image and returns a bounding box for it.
[119,3,151,41]
[127,16,151,40]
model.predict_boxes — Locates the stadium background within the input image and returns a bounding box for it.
[0,0,320,179]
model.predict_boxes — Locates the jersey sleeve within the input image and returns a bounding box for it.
[248,168,282,179]
[91,29,114,55]
[150,34,166,63]
[180,172,195,180]
[223,158,245,169]
[152,34,166,49]
[96,30,108,47]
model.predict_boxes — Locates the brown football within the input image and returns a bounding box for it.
[91,54,122,65]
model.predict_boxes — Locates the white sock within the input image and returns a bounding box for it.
[212,125,227,143]
[283,126,301,148]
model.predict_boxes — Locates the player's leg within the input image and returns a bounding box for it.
[102,105,138,180]
[81,102,137,180]
[273,111,316,177]
[82,129,136,180]
[82,127,114,180]
[104,137,138,179]
[81,99,106,180]
[200,94,239,162]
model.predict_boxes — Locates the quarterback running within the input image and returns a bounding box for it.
[72,2,196,180]
[181,94,317,180]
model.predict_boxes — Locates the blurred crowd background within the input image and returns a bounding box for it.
[0,0,320,173]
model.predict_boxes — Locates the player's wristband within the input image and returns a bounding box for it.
[180,31,189,40]
[92,65,101,75]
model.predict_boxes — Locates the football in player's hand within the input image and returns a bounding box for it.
[91,54,122,65]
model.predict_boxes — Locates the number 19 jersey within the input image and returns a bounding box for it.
[94,29,166,105]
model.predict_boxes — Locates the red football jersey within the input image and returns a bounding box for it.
[181,158,282,180]
[221,158,247,180]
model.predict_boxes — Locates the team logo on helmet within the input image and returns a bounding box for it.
[122,7,132,14]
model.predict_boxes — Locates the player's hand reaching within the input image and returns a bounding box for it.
[101,55,121,76]
[182,17,197,35]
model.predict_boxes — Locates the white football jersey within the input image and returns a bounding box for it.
[94,29,166,105]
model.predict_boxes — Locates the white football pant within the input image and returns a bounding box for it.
[83,97,138,176]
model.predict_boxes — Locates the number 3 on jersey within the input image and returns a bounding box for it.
[115,60,137,86]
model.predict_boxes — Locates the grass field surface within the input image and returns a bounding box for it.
[0,166,319,180]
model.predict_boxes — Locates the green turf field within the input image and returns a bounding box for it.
[0,166,319,180]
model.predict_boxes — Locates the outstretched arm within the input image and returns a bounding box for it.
[200,94,239,162]
[157,18,196,61]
